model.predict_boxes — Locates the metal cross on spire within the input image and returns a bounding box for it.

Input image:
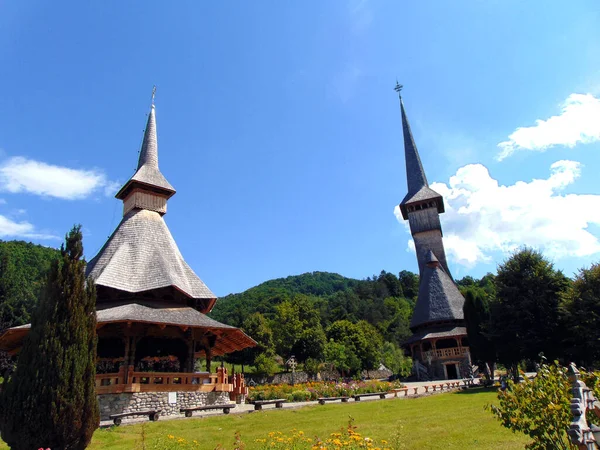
[394,80,403,98]
[151,85,157,106]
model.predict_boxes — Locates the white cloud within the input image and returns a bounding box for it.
[0,156,118,200]
[497,93,600,160]
[395,160,600,266]
[103,180,122,197]
[348,0,373,33]
[0,215,58,240]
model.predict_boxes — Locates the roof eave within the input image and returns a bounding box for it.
[115,179,176,200]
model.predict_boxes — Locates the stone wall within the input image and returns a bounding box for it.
[426,355,471,380]
[98,391,230,420]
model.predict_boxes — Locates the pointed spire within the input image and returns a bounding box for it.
[115,90,175,204]
[137,105,159,170]
[396,87,445,220]
[399,95,429,194]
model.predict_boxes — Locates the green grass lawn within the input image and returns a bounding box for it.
[0,388,530,449]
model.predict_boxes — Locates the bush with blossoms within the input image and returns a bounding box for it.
[247,380,404,402]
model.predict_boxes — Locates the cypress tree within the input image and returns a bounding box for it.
[0,225,99,450]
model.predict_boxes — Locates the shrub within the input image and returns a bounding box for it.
[254,353,278,376]
[488,361,600,450]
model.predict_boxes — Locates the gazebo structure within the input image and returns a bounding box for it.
[0,97,256,418]
[394,85,470,380]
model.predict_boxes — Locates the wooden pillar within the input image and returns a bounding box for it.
[122,336,131,379]
[130,337,138,369]
[186,330,195,373]
[206,346,212,373]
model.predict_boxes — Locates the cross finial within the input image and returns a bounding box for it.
[394,80,403,98]
[151,85,157,106]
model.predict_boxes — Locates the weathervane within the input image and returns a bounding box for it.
[394,80,403,98]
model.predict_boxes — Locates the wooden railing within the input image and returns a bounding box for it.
[95,366,239,395]
[423,347,468,360]
[231,372,248,397]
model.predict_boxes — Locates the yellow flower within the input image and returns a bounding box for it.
[168,435,175,439]
[178,438,185,443]
[381,441,387,445]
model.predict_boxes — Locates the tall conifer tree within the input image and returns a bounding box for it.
[0,225,99,450]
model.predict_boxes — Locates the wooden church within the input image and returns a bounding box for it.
[0,98,256,419]
[395,86,471,380]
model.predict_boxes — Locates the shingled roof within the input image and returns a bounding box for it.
[398,98,445,220]
[115,105,175,199]
[88,101,215,303]
[0,303,256,356]
[86,208,216,301]
[410,251,465,330]
[404,325,467,345]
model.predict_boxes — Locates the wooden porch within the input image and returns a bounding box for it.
[95,365,248,396]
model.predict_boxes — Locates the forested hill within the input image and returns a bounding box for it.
[209,270,421,348]
[0,241,60,328]
[210,272,360,325]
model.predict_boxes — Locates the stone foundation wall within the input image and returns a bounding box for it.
[425,355,471,380]
[98,391,230,420]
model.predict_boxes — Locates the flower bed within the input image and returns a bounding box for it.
[154,418,394,449]
[247,380,404,402]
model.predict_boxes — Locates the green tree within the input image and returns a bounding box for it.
[326,320,383,373]
[243,312,274,359]
[355,321,383,371]
[272,295,326,362]
[0,226,99,450]
[490,248,570,381]
[463,288,495,380]
[381,297,413,347]
[253,353,278,376]
[564,263,600,367]
[380,341,412,378]
[398,270,419,302]
[324,339,360,375]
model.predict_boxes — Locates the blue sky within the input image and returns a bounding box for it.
[1,1,600,296]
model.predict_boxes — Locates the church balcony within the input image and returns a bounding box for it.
[423,346,469,361]
[95,365,247,396]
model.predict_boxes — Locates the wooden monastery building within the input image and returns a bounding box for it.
[0,100,256,419]
[395,87,470,380]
